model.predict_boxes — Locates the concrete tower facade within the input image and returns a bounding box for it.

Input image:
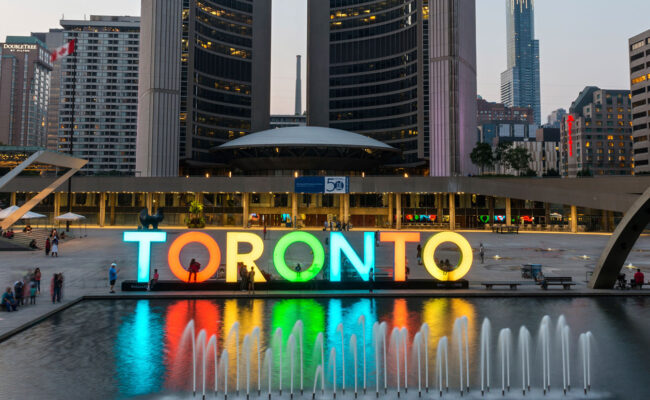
[295,55,302,115]
[136,0,182,177]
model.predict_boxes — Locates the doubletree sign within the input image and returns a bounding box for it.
[124,231,473,284]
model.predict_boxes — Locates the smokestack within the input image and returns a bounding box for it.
[295,55,302,116]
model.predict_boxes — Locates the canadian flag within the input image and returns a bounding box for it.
[51,39,76,62]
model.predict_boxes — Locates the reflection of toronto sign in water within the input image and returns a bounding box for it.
[124,231,473,284]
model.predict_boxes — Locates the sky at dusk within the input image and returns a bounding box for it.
[2,0,650,120]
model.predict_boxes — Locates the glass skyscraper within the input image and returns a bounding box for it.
[500,0,541,125]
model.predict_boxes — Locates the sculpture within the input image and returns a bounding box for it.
[139,208,164,230]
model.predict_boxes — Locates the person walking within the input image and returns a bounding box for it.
[416,244,422,265]
[479,243,485,264]
[109,263,119,293]
[51,237,59,257]
[45,238,51,256]
[34,268,41,294]
[187,258,200,283]
[248,266,256,294]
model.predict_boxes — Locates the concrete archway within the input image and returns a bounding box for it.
[589,186,650,289]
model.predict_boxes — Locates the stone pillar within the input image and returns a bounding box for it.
[544,202,551,227]
[292,193,298,228]
[99,192,107,227]
[449,193,456,230]
[601,209,609,232]
[488,197,495,225]
[109,193,116,226]
[607,211,615,232]
[339,194,344,224]
[10,192,16,206]
[388,193,394,228]
[343,193,350,224]
[396,194,402,230]
[53,192,61,218]
[570,205,578,233]
[242,193,250,228]
[146,193,153,215]
[437,193,443,224]
[506,198,512,226]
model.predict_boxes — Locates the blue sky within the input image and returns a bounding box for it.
[2,0,650,120]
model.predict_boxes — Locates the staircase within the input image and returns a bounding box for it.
[0,228,51,251]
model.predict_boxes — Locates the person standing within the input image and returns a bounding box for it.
[13,280,24,306]
[45,238,51,256]
[263,224,268,240]
[239,263,248,291]
[51,237,59,257]
[149,269,159,290]
[479,243,485,264]
[248,266,256,294]
[29,280,37,304]
[416,244,422,265]
[109,263,119,293]
[34,268,41,294]
[369,267,374,293]
[187,258,200,283]
[634,269,645,289]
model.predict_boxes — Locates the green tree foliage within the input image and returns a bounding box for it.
[494,142,512,170]
[504,147,533,176]
[470,142,494,175]
[186,200,206,228]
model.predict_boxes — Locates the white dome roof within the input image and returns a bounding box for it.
[216,126,397,151]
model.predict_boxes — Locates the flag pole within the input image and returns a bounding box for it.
[66,40,77,232]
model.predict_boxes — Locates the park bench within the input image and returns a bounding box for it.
[540,276,575,290]
[481,281,524,290]
[492,225,519,234]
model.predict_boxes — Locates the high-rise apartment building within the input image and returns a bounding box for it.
[560,87,633,177]
[546,108,567,129]
[0,36,52,147]
[501,0,541,125]
[32,29,64,151]
[477,97,535,144]
[59,16,140,175]
[629,29,650,173]
[307,0,477,175]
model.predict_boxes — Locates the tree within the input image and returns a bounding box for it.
[470,142,494,175]
[504,147,532,176]
[577,168,593,177]
[494,142,512,170]
[185,200,206,228]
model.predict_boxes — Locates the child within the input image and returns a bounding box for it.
[29,281,37,304]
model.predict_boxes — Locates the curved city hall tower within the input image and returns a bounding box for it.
[137,0,272,176]
[308,0,477,175]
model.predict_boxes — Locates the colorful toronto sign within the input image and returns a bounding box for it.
[124,231,473,284]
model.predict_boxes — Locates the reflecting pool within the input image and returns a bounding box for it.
[0,297,648,399]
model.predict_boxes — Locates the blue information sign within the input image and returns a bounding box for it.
[295,176,349,194]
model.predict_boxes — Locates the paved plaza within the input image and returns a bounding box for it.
[1,228,649,340]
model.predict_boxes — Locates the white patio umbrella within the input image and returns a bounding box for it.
[55,212,86,222]
[0,206,46,220]
[55,212,87,238]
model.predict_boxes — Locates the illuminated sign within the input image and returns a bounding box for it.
[477,215,506,223]
[3,44,37,51]
[124,230,474,284]
[567,115,575,157]
[405,214,437,223]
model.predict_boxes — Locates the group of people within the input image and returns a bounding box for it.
[2,228,14,239]
[238,262,256,293]
[324,220,351,232]
[1,268,45,312]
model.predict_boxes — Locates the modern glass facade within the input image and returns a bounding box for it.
[181,0,270,167]
[327,0,422,166]
[500,0,541,125]
[59,16,140,175]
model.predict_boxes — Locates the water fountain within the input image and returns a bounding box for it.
[177,314,595,399]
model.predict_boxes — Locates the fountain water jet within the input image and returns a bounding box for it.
[480,318,491,396]
[401,327,408,394]
[314,332,325,394]
[498,328,512,396]
[288,333,295,399]
[273,328,283,395]
[336,322,346,394]
[291,321,304,395]
[252,327,262,395]
[539,316,551,394]
[350,334,358,398]
[436,336,449,397]
[518,326,531,395]
[357,315,367,394]
[420,323,429,393]
[453,316,470,396]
